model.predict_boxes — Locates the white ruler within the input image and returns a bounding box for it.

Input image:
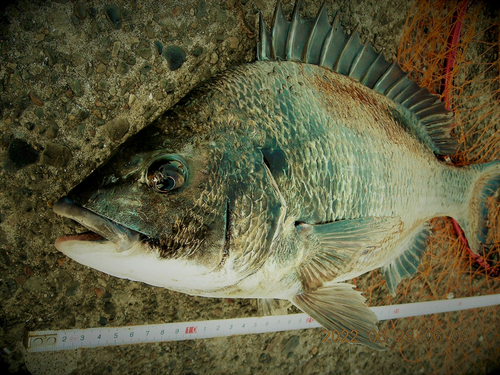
[24,294,500,352]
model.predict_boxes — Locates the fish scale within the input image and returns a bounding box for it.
[52,1,500,350]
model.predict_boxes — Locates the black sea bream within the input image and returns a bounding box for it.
[53,2,500,349]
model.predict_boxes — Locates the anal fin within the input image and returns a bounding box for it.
[259,299,291,316]
[381,223,431,296]
[292,283,385,350]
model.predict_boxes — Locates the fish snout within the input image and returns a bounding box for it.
[53,197,140,252]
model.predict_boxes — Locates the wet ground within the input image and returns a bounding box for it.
[0,0,498,374]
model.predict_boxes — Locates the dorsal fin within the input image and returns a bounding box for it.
[257,1,458,156]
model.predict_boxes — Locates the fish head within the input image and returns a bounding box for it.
[53,119,232,292]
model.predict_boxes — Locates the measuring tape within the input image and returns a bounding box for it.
[24,294,500,352]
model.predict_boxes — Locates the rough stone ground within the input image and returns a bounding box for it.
[0,0,498,374]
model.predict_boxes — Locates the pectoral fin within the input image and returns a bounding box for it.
[296,216,403,288]
[292,283,385,350]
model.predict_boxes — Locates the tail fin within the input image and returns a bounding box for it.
[459,161,500,254]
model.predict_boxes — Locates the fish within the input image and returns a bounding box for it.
[52,1,500,349]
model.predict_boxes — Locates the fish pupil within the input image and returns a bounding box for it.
[151,168,184,192]
[156,174,176,191]
[146,155,189,193]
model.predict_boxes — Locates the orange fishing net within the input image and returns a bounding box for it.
[357,0,500,372]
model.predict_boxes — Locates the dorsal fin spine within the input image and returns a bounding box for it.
[392,81,420,103]
[385,75,411,99]
[348,42,369,79]
[400,87,429,107]
[257,13,272,61]
[408,96,438,112]
[286,0,303,60]
[334,25,360,74]
[318,14,344,69]
[414,101,447,117]
[373,61,398,92]
[302,3,330,64]
[271,1,288,60]
[360,53,385,86]
[318,21,334,67]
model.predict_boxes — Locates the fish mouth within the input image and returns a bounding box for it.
[53,197,140,252]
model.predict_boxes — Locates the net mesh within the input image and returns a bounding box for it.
[355,0,500,372]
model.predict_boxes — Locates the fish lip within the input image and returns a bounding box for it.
[54,232,106,249]
[53,197,140,252]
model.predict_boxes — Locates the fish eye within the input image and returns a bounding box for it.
[146,155,188,193]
